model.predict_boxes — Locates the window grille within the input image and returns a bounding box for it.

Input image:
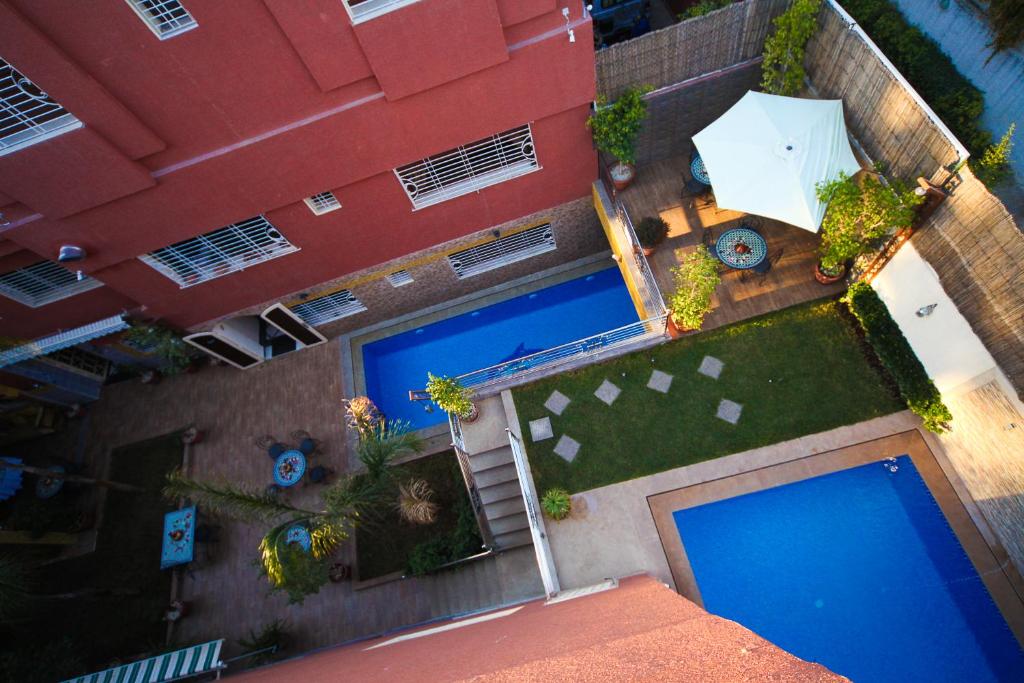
[45,347,111,379]
[304,191,341,215]
[343,0,419,23]
[385,270,413,287]
[395,124,539,209]
[139,216,298,288]
[0,58,80,155]
[448,224,555,279]
[0,260,102,308]
[290,289,366,326]
[125,0,197,39]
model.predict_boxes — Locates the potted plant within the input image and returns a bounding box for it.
[181,426,204,445]
[587,85,652,191]
[541,488,572,521]
[814,171,921,284]
[635,216,670,256]
[425,373,478,423]
[123,323,200,380]
[668,245,721,335]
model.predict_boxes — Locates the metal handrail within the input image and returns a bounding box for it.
[455,314,668,390]
[613,200,668,316]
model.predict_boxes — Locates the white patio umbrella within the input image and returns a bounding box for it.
[691,91,861,232]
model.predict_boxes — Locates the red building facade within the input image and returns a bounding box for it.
[0,0,599,343]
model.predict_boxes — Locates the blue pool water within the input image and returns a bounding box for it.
[673,456,1024,682]
[361,267,638,429]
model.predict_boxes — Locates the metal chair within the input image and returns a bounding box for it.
[268,442,286,459]
[254,435,276,450]
[290,430,320,456]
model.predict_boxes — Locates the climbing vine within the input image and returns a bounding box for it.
[761,0,823,96]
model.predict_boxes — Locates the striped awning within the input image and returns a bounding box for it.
[0,315,128,369]
[60,639,224,683]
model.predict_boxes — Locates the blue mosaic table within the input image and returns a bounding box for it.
[285,525,312,552]
[35,465,65,499]
[691,154,711,185]
[161,505,196,569]
[273,450,306,487]
[715,227,768,270]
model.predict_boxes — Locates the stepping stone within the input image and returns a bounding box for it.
[594,379,622,406]
[716,399,743,425]
[698,355,724,379]
[544,390,571,416]
[553,435,581,463]
[529,417,554,442]
[647,369,674,394]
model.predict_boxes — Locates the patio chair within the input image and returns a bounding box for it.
[290,429,320,456]
[754,248,785,277]
[254,434,277,451]
[308,465,333,485]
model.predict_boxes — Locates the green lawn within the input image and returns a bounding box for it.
[515,299,902,494]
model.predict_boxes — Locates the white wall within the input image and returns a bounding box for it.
[871,242,997,396]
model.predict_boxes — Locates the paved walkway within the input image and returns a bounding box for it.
[81,340,542,656]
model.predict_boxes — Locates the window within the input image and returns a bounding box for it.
[448,224,555,279]
[304,191,341,215]
[290,288,366,326]
[0,58,81,155]
[0,260,102,307]
[342,0,420,23]
[385,270,413,287]
[125,0,197,39]
[139,216,298,288]
[395,124,539,209]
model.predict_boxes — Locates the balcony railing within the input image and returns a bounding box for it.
[344,0,419,23]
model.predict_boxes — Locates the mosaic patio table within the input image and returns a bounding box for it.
[35,464,65,499]
[161,505,196,569]
[273,450,306,487]
[715,227,768,270]
[691,154,711,185]
[285,524,312,552]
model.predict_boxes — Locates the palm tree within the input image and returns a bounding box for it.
[163,419,425,602]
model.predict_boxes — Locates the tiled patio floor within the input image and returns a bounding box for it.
[617,155,846,329]
[81,340,542,657]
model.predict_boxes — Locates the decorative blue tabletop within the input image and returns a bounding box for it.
[285,525,312,552]
[35,464,65,499]
[273,450,306,487]
[161,505,196,569]
[691,154,711,185]
[715,227,768,270]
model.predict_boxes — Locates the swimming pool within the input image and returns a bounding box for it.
[361,267,639,429]
[673,456,1024,682]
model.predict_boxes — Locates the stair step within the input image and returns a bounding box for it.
[473,463,517,489]
[478,479,522,505]
[483,496,526,520]
[489,512,529,536]
[493,527,533,550]
[468,446,514,473]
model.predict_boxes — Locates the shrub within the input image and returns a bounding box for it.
[237,620,289,666]
[407,499,482,575]
[586,86,652,167]
[669,246,721,330]
[425,373,474,419]
[839,0,991,158]
[541,488,572,520]
[397,479,439,525]
[123,323,197,374]
[635,216,670,249]
[973,123,1016,187]
[762,0,823,96]
[842,282,951,432]
[679,0,733,20]
[986,0,1024,57]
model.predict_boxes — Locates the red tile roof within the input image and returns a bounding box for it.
[232,575,845,682]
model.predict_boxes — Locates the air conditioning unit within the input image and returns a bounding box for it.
[184,304,327,370]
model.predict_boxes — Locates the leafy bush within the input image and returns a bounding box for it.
[237,619,289,666]
[635,216,670,249]
[669,246,721,330]
[839,0,991,158]
[679,0,733,20]
[973,123,1015,187]
[123,323,197,374]
[986,0,1024,56]
[406,499,482,576]
[425,373,474,419]
[586,86,652,166]
[762,0,823,96]
[541,488,572,520]
[842,282,951,432]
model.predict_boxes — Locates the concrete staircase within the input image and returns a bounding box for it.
[468,444,532,550]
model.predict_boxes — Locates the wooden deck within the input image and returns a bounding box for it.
[617,155,845,330]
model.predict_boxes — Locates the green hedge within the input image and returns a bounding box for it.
[406,499,482,576]
[843,282,951,432]
[839,0,990,157]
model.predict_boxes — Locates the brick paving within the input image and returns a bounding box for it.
[80,339,541,657]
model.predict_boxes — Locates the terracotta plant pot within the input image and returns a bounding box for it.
[814,262,847,285]
[329,563,351,583]
[140,369,162,385]
[642,245,656,257]
[610,162,636,191]
[666,315,694,339]
[181,426,203,445]
[461,402,481,424]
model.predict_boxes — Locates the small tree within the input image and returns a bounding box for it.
[425,373,474,418]
[586,86,653,169]
[123,323,197,374]
[635,216,670,250]
[973,123,1015,187]
[669,246,721,330]
[761,0,822,96]
[815,172,922,275]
